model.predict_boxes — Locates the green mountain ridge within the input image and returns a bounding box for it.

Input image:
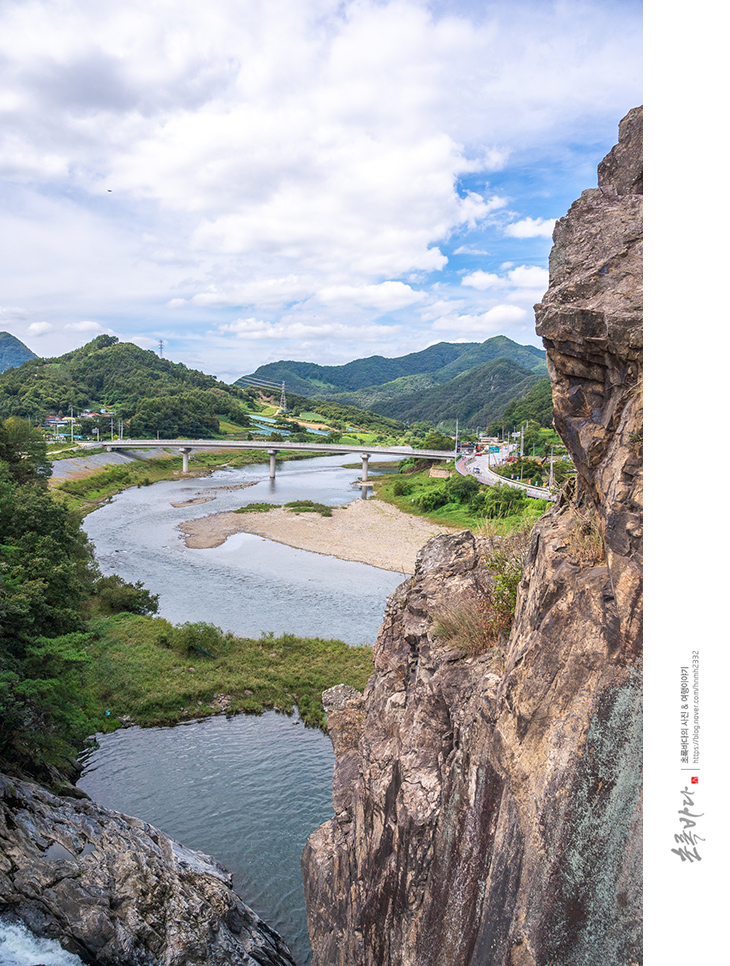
[238,336,548,430]
[0,335,258,437]
[242,336,546,393]
[0,334,405,438]
[0,331,37,373]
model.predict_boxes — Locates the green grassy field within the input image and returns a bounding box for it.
[85,615,374,732]
[373,466,551,534]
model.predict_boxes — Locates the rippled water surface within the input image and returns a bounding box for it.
[77,455,400,964]
[83,454,403,645]
[78,713,333,966]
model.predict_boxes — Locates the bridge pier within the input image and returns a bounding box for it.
[268,449,278,479]
[180,447,191,473]
[360,453,370,483]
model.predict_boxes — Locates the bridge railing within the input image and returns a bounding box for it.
[88,439,455,460]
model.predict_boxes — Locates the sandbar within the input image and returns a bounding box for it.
[178,499,459,575]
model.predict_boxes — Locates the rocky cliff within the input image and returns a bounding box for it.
[0,773,296,966]
[302,106,643,966]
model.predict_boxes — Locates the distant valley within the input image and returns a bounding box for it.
[238,335,550,430]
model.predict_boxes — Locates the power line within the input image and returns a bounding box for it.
[237,375,285,391]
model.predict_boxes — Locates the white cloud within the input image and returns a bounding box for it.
[218,318,399,342]
[64,320,106,333]
[507,265,549,290]
[453,246,491,256]
[461,270,503,290]
[0,0,641,375]
[504,217,556,239]
[27,321,53,335]
[431,303,527,335]
[460,264,548,296]
[317,281,425,311]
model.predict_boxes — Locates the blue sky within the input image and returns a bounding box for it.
[0,0,642,382]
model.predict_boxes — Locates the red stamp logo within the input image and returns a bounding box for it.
[691,776,699,784]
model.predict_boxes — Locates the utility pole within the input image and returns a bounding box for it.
[454,418,459,456]
[549,447,554,489]
[110,412,114,441]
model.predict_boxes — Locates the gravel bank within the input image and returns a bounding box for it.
[178,499,459,574]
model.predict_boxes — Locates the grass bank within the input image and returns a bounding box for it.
[84,614,374,732]
[373,465,551,534]
[51,449,313,516]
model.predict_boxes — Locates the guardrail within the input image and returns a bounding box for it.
[455,455,556,502]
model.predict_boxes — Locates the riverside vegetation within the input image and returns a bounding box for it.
[0,418,374,785]
[374,462,551,533]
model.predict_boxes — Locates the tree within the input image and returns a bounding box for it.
[0,418,51,484]
[422,430,453,451]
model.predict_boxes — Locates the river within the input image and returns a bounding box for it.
[82,453,401,645]
[75,454,402,965]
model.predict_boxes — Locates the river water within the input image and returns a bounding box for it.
[76,455,402,965]
[83,453,401,645]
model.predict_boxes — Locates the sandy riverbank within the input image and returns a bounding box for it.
[178,498,459,574]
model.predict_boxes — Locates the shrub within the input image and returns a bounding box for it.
[566,509,606,563]
[480,484,527,519]
[91,575,159,616]
[415,485,448,511]
[445,473,480,504]
[285,500,333,517]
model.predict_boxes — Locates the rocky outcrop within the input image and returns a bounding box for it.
[302,107,643,966]
[0,773,296,966]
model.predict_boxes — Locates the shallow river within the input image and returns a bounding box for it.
[83,454,401,645]
[75,455,402,965]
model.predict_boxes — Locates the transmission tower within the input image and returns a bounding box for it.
[280,380,287,412]
[158,339,165,357]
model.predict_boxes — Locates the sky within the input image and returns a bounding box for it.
[0,0,642,383]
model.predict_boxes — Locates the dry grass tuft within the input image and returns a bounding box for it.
[567,509,606,563]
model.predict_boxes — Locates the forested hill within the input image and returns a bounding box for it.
[0,332,37,373]
[238,335,546,397]
[237,335,548,429]
[370,359,546,428]
[0,335,258,438]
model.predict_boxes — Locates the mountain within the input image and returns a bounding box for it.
[0,334,404,439]
[0,332,37,373]
[238,336,548,429]
[240,336,545,396]
[361,358,545,428]
[0,334,257,437]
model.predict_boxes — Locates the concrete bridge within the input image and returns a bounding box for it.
[87,439,452,481]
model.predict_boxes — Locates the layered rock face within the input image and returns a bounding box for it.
[302,107,643,966]
[0,773,295,966]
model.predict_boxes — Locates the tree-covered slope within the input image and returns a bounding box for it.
[0,332,37,373]
[487,379,554,433]
[238,336,545,397]
[369,358,545,428]
[0,335,257,437]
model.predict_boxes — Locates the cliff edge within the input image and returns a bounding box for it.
[302,107,643,966]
